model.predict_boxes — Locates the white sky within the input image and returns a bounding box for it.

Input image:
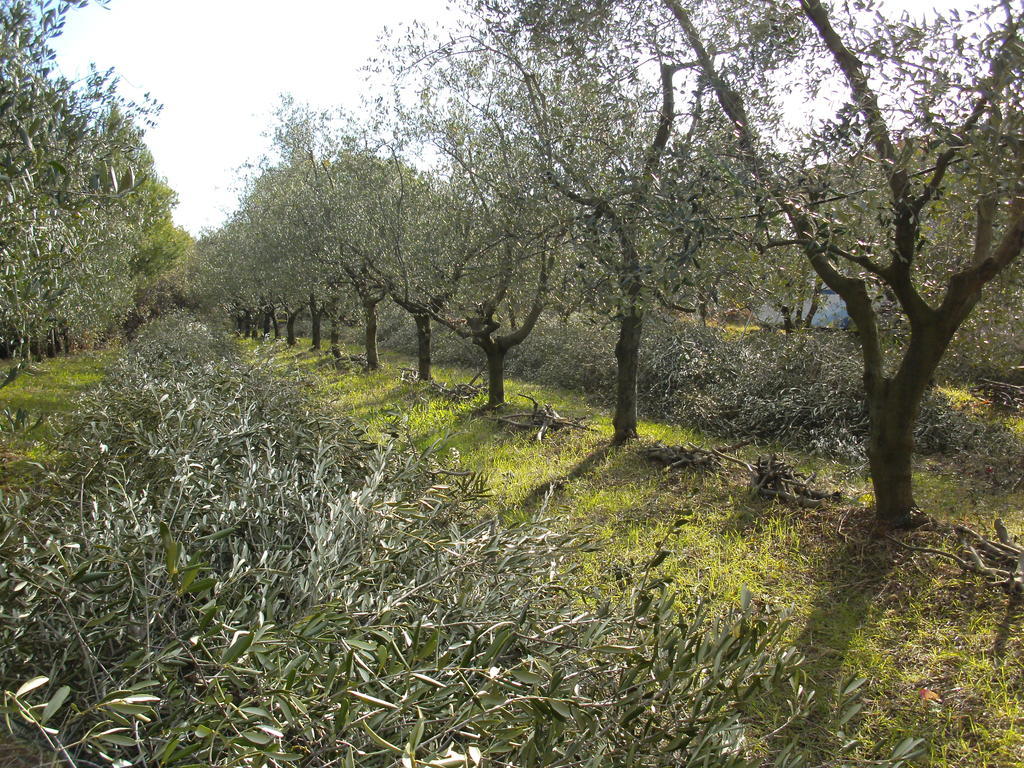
[53,0,457,235]
[52,0,962,236]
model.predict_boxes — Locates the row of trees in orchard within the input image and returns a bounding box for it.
[0,1,193,365]
[195,0,1024,528]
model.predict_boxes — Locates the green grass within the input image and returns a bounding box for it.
[258,337,1024,768]
[0,351,112,487]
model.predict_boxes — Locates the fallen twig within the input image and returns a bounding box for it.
[750,454,841,508]
[891,520,1024,595]
[489,395,592,441]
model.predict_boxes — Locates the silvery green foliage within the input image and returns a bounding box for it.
[399,312,1017,464]
[1,318,919,767]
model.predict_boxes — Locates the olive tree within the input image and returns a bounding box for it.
[664,0,1024,525]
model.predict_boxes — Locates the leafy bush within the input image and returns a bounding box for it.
[1,317,918,767]
[382,312,1018,463]
[638,319,1020,462]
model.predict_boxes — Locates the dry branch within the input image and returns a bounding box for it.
[971,379,1024,411]
[892,520,1024,595]
[750,454,842,508]
[489,395,592,441]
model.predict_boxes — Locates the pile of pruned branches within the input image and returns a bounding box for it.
[320,350,369,370]
[640,441,722,472]
[402,368,486,401]
[899,521,1024,595]
[748,454,842,508]
[490,394,591,441]
[640,440,841,508]
[971,379,1024,411]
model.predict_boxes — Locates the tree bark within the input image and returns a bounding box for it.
[479,339,506,408]
[864,328,947,526]
[866,393,918,525]
[363,300,380,371]
[414,313,432,381]
[612,309,643,445]
[330,312,341,359]
[310,295,322,351]
[286,312,298,346]
[271,309,280,339]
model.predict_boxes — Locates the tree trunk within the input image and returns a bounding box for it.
[310,296,322,351]
[286,312,297,346]
[330,313,341,358]
[864,331,945,527]
[781,306,794,333]
[479,340,506,408]
[803,281,823,328]
[271,309,280,339]
[261,310,272,338]
[866,384,921,526]
[363,300,380,371]
[414,313,432,381]
[612,309,643,445]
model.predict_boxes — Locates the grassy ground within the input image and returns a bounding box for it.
[0,351,112,488]
[5,341,1022,766]
[258,338,1024,768]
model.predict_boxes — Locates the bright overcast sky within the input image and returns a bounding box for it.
[53,0,457,235]
[53,0,961,236]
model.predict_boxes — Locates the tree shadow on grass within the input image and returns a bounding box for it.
[789,511,899,758]
[992,594,1024,663]
[517,443,614,515]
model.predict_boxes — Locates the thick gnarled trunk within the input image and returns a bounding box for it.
[477,339,506,408]
[864,329,946,527]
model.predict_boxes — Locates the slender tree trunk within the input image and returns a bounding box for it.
[804,281,823,328]
[61,328,70,355]
[46,329,57,358]
[414,313,432,381]
[781,306,794,333]
[261,310,272,338]
[271,308,280,339]
[286,312,297,346]
[612,309,643,445]
[310,296,322,351]
[478,339,507,408]
[363,300,380,371]
[330,313,341,359]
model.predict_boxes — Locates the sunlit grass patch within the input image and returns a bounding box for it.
[1,351,113,487]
